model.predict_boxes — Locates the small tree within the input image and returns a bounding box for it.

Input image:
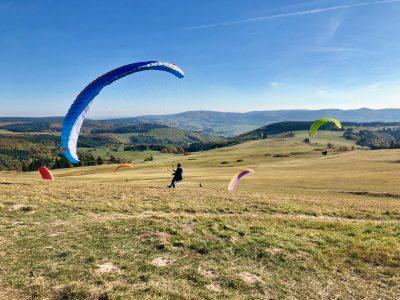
[97,156,104,165]
[144,156,153,162]
[22,162,29,172]
[15,164,22,172]
[169,146,178,154]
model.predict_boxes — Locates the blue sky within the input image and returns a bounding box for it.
[1,0,400,117]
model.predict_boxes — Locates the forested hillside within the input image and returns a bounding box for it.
[5,118,400,171]
[344,126,400,149]
[0,121,222,171]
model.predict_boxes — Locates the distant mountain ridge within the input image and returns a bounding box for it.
[2,108,400,136]
[104,108,400,136]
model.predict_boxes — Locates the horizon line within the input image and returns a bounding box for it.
[3,107,400,119]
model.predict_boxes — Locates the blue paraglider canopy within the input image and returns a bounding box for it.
[61,61,185,164]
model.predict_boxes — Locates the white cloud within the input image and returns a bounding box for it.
[365,81,384,91]
[270,82,280,88]
[182,0,400,30]
[319,18,342,43]
[303,46,367,54]
[316,89,331,97]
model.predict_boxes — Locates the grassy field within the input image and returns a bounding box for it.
[79,148,171,163]
[0,131,399,299]
[0,129,16,134]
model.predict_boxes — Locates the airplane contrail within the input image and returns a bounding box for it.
[183,0,400,30]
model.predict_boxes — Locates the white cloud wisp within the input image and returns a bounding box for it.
[183,0,400,30]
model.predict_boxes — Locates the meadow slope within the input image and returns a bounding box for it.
[0,132,399,299]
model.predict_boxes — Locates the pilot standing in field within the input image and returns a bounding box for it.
[168,163,183,188]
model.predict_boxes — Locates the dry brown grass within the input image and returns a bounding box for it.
[0,136,399,299]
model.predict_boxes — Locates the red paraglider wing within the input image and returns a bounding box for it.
[38,166,54,181]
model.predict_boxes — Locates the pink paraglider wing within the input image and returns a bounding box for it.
[228,169,254,191]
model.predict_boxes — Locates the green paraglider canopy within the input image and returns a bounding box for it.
[309,118,342,138]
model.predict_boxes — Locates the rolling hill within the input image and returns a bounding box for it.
[4,117,400,171]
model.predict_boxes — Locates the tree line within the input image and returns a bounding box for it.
[13,153,127,172]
